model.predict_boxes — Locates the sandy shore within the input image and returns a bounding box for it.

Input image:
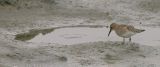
[0,0,160,67]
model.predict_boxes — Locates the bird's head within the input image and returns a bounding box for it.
[108,23,117,37]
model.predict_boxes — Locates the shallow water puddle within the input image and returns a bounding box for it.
[15,27,160,46]
[27,27,108,45]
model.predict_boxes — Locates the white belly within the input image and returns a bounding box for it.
[121,31,135,38]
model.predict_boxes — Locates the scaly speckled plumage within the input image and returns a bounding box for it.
[108,23,145,43]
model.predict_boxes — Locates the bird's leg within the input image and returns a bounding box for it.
[129,37,131,42]
[122,38,125,44]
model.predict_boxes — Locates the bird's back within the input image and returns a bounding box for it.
[114,24,145,38]
[127,25,145,33]
[114,24,130,37]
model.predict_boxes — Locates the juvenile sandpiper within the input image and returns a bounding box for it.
[108,23,145,43]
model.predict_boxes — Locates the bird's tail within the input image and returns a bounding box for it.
[127,26,145,33]
[135,29,145,33]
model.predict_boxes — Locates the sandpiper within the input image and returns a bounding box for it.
[108,23,145,43]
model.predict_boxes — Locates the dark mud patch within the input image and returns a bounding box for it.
[15,28,54,41]
[103,54,121,64]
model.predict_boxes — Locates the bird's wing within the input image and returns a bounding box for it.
[127,25,145,33]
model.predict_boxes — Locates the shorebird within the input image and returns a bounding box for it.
[108,23,145,43]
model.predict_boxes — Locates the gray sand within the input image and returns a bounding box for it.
[0,0,160,67]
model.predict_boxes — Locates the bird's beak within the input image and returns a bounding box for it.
[108,28,112,37]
